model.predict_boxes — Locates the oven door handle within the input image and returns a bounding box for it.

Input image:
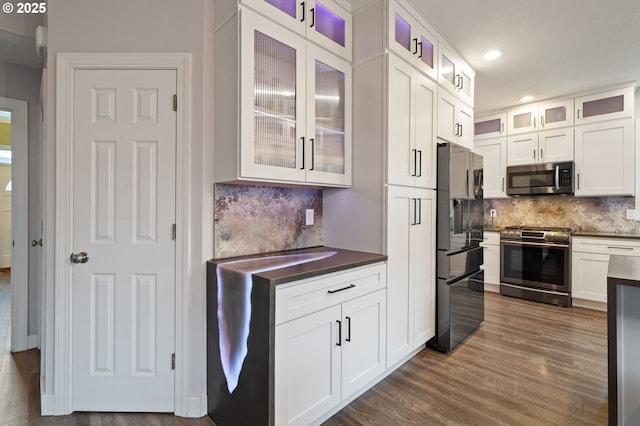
[555,165,560,190]
[501,240,570,249]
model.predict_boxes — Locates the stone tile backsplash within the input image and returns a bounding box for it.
[484,196,637,233]
[214,184,323,258]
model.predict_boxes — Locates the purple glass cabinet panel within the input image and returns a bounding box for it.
[314,2,345,47]
[264,0,297,18]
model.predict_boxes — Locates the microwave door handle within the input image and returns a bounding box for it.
[555,165,560,190]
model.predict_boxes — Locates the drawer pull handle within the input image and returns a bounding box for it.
[327,284,355,294]
[607,246,634,250]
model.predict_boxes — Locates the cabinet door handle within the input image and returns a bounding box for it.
[417,150,422,177]
[577,109,581,119]
[418,41,423,59]
[533,149,536,160]
[412,38,419,55]
[533,117,536,129]
[336,320,342,346]
[417,199,422,225]
[502,177,505,191]
[309,138,315,171]
[300,137,305,169]
[327,283,356,294]
[459,75,464,90]
[540,116,545,128]
[310,7,315,28]
[411,149,417,177]
[411,198,418,225]
[607,246,634,251]
[577,173,580,190]
[540,148,544,160]
[500,123,504,134]
[300,1,305,22]
[345,316,351,342]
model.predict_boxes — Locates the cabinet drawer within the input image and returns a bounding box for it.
[276,263,386,325]
[481,231,500,246]
[572,237,640,256]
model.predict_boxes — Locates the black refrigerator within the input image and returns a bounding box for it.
[429,143,484,353]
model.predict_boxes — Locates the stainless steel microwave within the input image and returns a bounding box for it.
[506,161,574,196]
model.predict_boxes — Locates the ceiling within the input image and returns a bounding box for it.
[385,0,640,114]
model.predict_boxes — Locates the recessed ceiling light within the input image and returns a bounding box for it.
[483,50,502,61]
[520,95,535,102]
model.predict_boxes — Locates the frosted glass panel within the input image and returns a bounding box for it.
[513,112,532,129]
[254,31,298,169]
[460,70,472,98]
[314,60,345,174]
[441,54,455,86]
[475,118,501,135]
[265,0,297,18]
[545,106,566,124]
[583,95,624,118]
[395,14,411,51]
[419,36,434,69]
[315,2,345,47]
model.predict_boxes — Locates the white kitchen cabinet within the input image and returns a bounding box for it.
[214,8,351,187]
[572,237,640,309]
[274,263,387,426]
[507,128,573,166]
[538,98,574,130]
[480,231,500,292]
[575,86,634,124]
[240,0,352,61]
[474,137,507,198]
[507,99,574,135]
[438,43,474,106]
[386,185,435,368]
[438,89,473,149]
[574,118,634,196]
[474,112,507,140]
[388,53,437,188]
[388,0,438,81]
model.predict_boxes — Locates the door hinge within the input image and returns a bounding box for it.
[171,353,175,370]
[172,224,176,240]
[173,94,177,112]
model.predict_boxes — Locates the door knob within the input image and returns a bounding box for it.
[70,252,89,264]
[31,239,42,247]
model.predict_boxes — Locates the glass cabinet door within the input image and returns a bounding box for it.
[507,105,538,135]
[241,10,307,182]
[575,87,634,124]
[538,99,574,130]
[388,0,438,81]
[241,0,306,34]
[306,45,351,186]
[307,0,351,61]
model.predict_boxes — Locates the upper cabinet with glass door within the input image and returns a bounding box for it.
[388,0,438,81]
[241,0,352,61]
[214,8,351,186]
[575,86,634,124]
[438,43,474,106]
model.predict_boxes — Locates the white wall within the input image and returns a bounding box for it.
[44,0,214,415]
[0,60,43,337]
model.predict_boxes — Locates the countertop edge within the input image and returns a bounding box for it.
[573,231,640,240]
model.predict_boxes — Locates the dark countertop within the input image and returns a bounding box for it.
[483,226,502,232]
[210,246,387,285]
[573,231,640,239]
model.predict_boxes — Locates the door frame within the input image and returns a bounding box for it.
[53,53,192,415]
[0,96,29,353]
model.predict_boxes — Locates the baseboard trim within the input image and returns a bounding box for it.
[485,282,500,293]
[185,394,208,418]
[572,298,607,312]
[40,390,56,416]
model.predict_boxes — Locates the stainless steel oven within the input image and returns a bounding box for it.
[500,226,572,307]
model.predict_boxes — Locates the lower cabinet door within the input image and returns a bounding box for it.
[572,251,609,303]
[341,290,386,400]
[275,305,342,426]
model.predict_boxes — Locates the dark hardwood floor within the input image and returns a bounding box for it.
[1,273,607,425]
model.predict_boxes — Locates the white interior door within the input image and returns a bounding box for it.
[0,164,11,267]
[71,69,177,412]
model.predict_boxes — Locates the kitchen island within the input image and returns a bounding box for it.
[207,246,387,426]
[607,255,640,426]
